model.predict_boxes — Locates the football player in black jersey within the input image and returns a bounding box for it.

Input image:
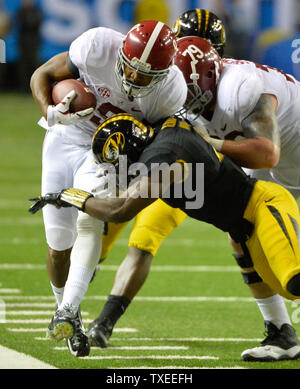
[172,9,226,57]
[30,113,300,361]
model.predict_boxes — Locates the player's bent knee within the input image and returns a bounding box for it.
[46,227,76,251]
[287,273,300,296]
[48,246,72,264]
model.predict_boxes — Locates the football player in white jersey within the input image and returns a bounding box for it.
[30,20,187,357]
[174,35,300,361]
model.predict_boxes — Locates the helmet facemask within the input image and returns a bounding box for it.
[115,48,169,99]
[177,72,213,120]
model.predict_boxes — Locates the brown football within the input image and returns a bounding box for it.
[52,79,97,113]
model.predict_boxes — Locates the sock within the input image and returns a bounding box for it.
[59,265,93,312]
[96,295,131,330]
[50,282,64,306]
[256,294,292,329]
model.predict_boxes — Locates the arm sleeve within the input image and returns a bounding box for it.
[69,27,124,77]
[68,29,96,75]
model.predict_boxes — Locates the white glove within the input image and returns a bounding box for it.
[193,121,224,152]
[47,90,95,127]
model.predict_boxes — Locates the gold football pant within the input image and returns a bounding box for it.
[101,199,186,260]
[244,180,300,300]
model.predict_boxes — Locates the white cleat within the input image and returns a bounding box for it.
[242,321,300,362]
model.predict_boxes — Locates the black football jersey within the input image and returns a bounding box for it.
[138,117,257,242]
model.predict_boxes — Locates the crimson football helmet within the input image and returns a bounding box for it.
[172,9,226,57]
[174,36,223,119]
[116,20,177,98]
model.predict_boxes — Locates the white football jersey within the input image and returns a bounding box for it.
[194,59,300,193]
[39,27,187,145]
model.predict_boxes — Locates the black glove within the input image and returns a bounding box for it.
[29,188,94,214]
[28,192,70,214]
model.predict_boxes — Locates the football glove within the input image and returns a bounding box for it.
[47,90,95,127]
[29,188,94,214]
[193,122,224,152]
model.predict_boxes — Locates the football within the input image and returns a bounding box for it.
[52,79,97,113]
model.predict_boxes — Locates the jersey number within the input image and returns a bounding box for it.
[90,103,124,126]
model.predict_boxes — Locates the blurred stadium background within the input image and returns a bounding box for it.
[1,0,300,370]
[0,0,300,91]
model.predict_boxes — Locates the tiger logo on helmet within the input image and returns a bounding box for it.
[92,114,154,166]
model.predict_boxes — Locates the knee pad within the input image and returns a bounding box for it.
[287,273,300,296]
[46,227,76,251]
[232,253,262,285]
[71,212,104,271]
[232,253,253,268]
[241,271,262,285]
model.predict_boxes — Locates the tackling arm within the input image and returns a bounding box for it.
[76,168,173,223]
[219,94,280,169]
[29,164,177,223]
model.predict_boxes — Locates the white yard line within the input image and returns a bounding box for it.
[110,337,262,342]
[0,295,254,302]
[4,319,53,324]
[0,263,239,271]
[4,311,89,316]
[76,355,219,360]
[0,289,20,294]
[0,237,228,247]
[34,336,260,343]
[7,328,47,332]
[0,345,57,369]
[109,366,246,369]
[6,303,65,308]
[7,327,137,333]
[53,345,188,350]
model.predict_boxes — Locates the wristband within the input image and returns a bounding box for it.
[60,188,94,211]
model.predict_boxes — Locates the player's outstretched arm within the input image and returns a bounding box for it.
[219,94,280,169]
[29,165,175,223]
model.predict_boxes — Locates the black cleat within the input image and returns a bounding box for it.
[242,321,300,361]
[87,320,112,348]
[66,307,90,357]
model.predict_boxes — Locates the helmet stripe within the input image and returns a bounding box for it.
[204,10,210,35]
[92,114,149,145]
[140,21,164,64]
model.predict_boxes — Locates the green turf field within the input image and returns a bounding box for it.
[1,93,300,371]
